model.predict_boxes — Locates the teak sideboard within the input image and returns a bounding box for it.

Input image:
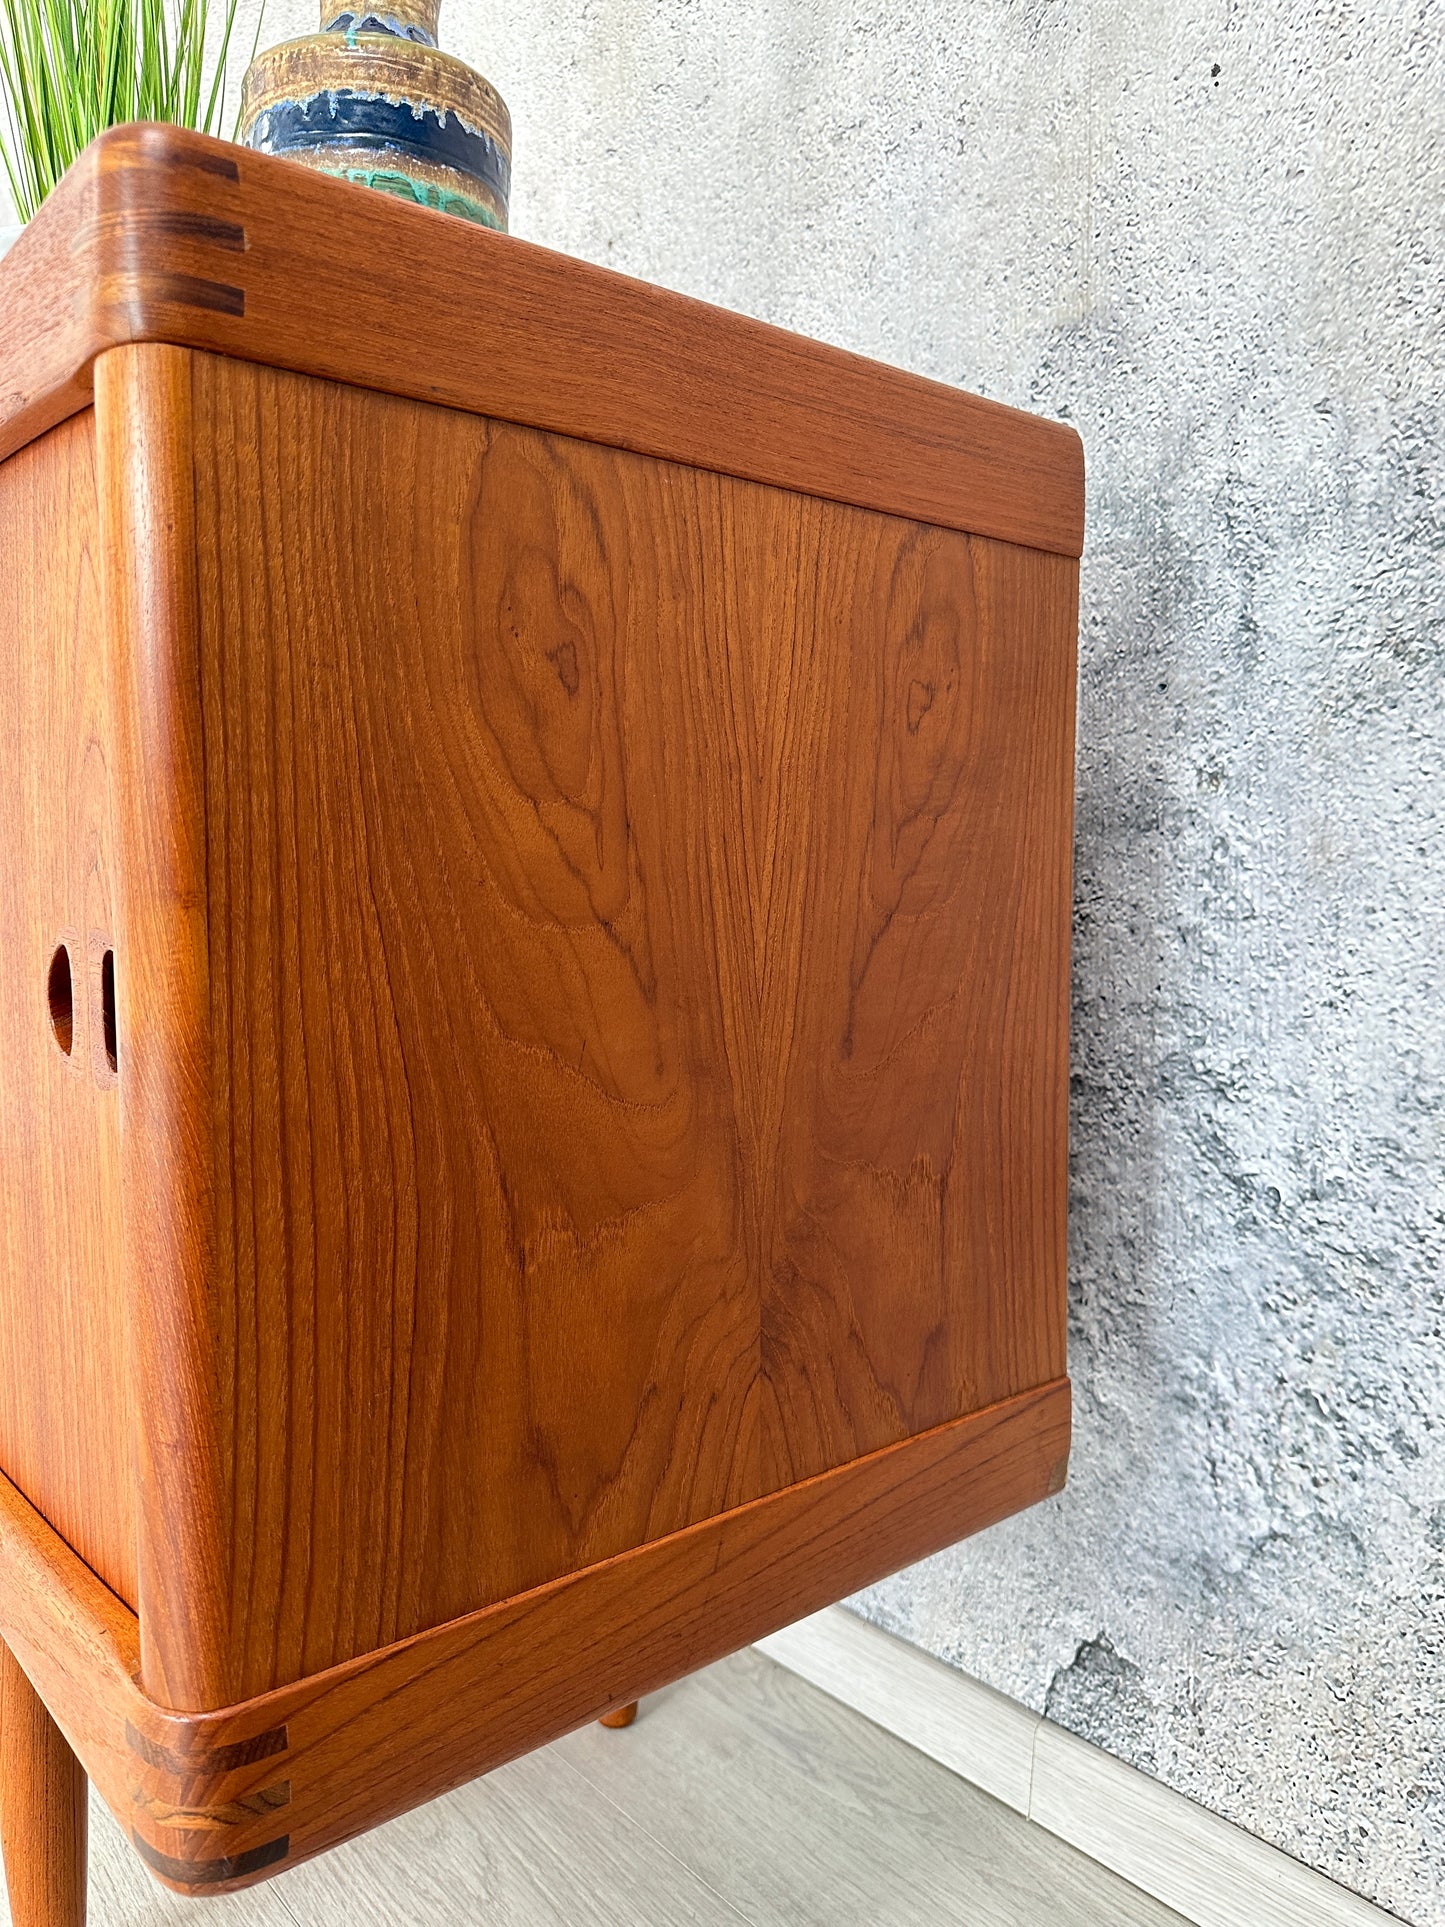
[0,124,1082,1922]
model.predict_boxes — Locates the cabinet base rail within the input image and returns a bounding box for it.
[0,1378,1068,1899]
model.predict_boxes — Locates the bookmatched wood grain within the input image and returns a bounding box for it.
[0,124,1084,557]
[0,1379,1069,1895]
[0,409,136,1608]
[0,113,1082,1905]
[94,346,1074,1707]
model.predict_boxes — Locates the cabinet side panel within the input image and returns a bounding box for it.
[186,354,1074,1698]
[0,411,136,1604]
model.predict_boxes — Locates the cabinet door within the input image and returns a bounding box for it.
[0,410,134,1606]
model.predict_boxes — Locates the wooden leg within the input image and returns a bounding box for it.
[0,1641,87,1926]
[597,1701,638,1729]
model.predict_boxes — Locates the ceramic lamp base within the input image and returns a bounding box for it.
[258,139,504,231]
[240,5,511,231]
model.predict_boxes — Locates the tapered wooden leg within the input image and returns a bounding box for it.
[598,1701,638,1729]
[0,1641,87,1926]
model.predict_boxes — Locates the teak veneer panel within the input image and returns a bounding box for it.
[0,130,1080,1904]
[0,1379,1069,1894]
[95,344,1076,1708]
[0,124,1083,557]
[0,411,135,1606]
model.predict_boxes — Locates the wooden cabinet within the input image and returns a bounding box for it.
[0,124,1081,1916]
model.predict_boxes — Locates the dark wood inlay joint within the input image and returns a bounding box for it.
[137,272,246,316]
[125,1720,288,1777]
[138,211,248,252]
[130,1830,290,1888]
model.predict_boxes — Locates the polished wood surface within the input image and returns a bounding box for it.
[93,346,1075,1708]
[0,1468,140,1852]
[0,411,135,1608]
[0,1639,88,1925]
[0,1380,1067,1894]
[0,148,1080,1902]
[95,346,228,1710]
[0,126,1083,557]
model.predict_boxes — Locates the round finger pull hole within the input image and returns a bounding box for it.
[47,943,74,1055]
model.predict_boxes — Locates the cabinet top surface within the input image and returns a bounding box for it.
[0,124,1083,555]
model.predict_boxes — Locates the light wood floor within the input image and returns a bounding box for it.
[6,1648,1188,1925]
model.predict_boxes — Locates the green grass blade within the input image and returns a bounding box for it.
[2,0,248,219]
[204,0,240,136]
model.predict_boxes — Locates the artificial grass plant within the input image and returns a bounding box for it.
[0,0,256,221]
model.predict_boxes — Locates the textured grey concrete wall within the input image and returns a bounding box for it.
[8,0,1442,1917]
[471,5,1445,1920]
